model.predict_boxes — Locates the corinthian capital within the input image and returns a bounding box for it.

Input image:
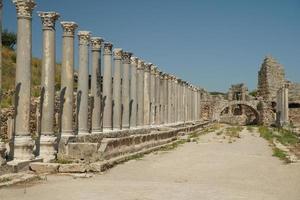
[90,37,103,51]
[78,31,91,45]
[113,48,123,60]
[12,0,36,19]
[61,21,78,37]
[150,65,157,75]
[103,42,113,55]
[122,52,133,64]
[131,57,138,65]
[137,59,145,70]
[144,63,152,72]
[38,11,60,30]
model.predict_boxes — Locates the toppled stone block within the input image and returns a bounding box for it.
[30,163,59,174]
[58,163,86,173]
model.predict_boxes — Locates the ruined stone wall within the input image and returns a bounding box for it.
[257,56,285,102]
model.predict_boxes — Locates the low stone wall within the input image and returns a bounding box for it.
[57,122,208,163]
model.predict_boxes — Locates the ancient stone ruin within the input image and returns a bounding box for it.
[0,0,299,176]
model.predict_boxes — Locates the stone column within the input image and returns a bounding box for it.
[102,42,113,130]
[159,72,164,124]
[137,59,145,127]
[60,21,77,136]
[177,80,182,122]
[144,63,151,126]
[171,76,176,123]
[130,57,138,128]
[12,0,36,160]
[167,75,172,124]
[174,78,178,123]
[77,31,91,135]
[155,69,161,125]
[283,84,289,123]
[90,37,103,133]
[113,48,123,130]
[150,65,156,125]
[38,11,59,162]
[122,52,132,129]
[163,74,169,124]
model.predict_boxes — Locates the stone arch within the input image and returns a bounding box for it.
[213,100,260,123]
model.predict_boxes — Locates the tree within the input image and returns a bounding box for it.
[2,29,17,49]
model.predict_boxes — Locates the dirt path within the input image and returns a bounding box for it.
[1,128,300,200]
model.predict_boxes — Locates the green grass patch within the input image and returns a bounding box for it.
[258,126,274,141]
[225,126,242,138]
[272,148,290,163]
[55,158,73,164]
[0,177,12,183]
[160,140,186,151]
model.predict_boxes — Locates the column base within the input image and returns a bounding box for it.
[78,130,90,135]
[13,135,35,161]
[39,135,57,163]
[61,129,75,137]
[0,142,6,165]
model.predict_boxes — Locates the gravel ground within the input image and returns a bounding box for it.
[1,128,300,200]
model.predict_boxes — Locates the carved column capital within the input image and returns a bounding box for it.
[38,11,60,30]
[103,42,113,55]
[12,0,36,19]
[131,56,138,65]
[113,48,123,60]
[90,37,103,51]
[137,59,145,70]
[61,21,78,37]
[144,63,152,72]
[150,65,157,75]
[78,31,91,45]
[122,51,133,64]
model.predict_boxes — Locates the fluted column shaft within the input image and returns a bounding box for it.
[167,76,172,123]
[150,66,156,125]
[102,43,113,130]
[90,37,103,133]
[13,0,36,160]
[137,60,144,126]
[112,49,123,129]
[77,31,90,135]
[38,11,59,162]
[130,57,138,127]
[155,71,161,125]
[159,74,164,124]
[163,75,169,124]
[61,21,77,136]
[122,52,132,128]
[144,64,151,126]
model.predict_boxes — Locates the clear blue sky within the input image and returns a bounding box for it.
[3,0,300,92]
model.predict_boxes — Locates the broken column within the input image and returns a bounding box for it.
[122,51,132,129]
[60,21,78,136]
[77,31,91,135]
[130,56,138,128]
[144,63,151,126]
[90,37,103,133]
[137,59,145,127]
[12,0,36,160]
[113,48,123,130]
[38,11,60,162]
[102,42,113,130]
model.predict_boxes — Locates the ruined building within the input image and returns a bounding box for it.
[257,56,285,102]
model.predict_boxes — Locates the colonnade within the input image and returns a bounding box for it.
[3,0,204,162]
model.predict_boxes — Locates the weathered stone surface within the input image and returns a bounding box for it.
[30,163,59,173]
[58,163,86,173]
